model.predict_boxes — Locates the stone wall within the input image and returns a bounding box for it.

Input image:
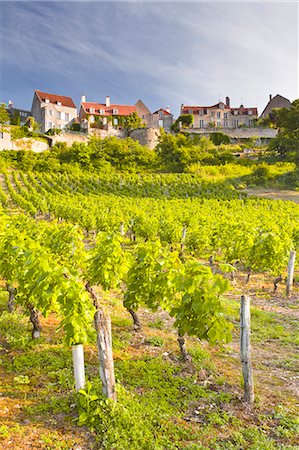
[130,128,161,149]
[50,132,89,147]
[0,131,12,150]
[11,138,49,152]
[185,127,277,139]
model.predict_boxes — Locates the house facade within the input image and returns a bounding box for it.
[260,94,291,118]
[181,97,258,129]
[31,90,77,133]
[6,101,31,126]
[149,108,173,132]
[79,96,151,131]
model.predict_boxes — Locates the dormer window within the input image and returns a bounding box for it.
[45,98,50,103]
[219,103,224,109]
[188,109,193,114]
[248,110,252,115]
[113,108,118,114]
[100,109,105,115]
[234,110,238,115]
[57,101,62,106]
[90,107,95,114]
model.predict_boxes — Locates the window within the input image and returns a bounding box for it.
[224,120,228,128]
[103,117,107,125]
[219,103,224,109]
[57,101,62,106]
[0,132,3,139]
[57,111,61,119]
[100,109,105,115]
[57,124,61,129]
[45,98,50,103]
[48,110,53,116]
[113,108,118,114]
[199,110,203,116]
[224,112,228,119]
[210,111,215,117]
[64,113,69,122]
[249,119,254,126]
[113,118,118,125]
[216,112,221,119]
[233,120,239,127]
[234,110,238,115]
[248,110,252,115]
[90,107,95,114]
[203,109,207,115]
[188,109,193,114]
[48,122,53,129]
[89,115,95,123]
[199,119,204,128]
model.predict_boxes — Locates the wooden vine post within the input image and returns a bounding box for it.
[85,283,116,401]
[240,295,254,404]
[72,344,85,391]
[180,226,187,253]
[286,250,296,297]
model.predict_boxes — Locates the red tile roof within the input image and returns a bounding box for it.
[35,90,76,109]
[153,108,172,116]
[182,104,257,115]
[81,102,137,117]
[230,107,258,115]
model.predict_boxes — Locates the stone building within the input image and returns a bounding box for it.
[6,100,31,125]
[31,90,77,133]
[79,96,151,131]
[181,96,258,129]
[148,108,173,132]
[260,94,291,118]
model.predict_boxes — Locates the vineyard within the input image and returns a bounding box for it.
[0,168,298,449]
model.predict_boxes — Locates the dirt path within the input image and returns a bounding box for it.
[244,188,299,204]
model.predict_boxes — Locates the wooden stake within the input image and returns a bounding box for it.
[286,250,296,297]
[120,222,124,236]
[72,344,85,391]
[180,226,187,253]
[85,283,116,401]
[240,295,254,404]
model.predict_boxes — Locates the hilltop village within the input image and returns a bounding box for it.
[0,90,292,151]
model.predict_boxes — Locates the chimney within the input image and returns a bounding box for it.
[8,100,13,110]
[225,96,230,107]
[81,94,86,103]
[181,103,184,113]
[166,106,170,113]
[105,96,110,107]
[269,94,272,102]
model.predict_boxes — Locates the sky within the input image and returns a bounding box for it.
[0,1,298,117]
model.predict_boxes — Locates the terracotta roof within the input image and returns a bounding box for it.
[35,90,76,109]
[230,107,258,115]
[153,108,172,116]
[182,104,257,115]
[81,102,137,116]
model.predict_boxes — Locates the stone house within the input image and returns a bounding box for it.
[149,108,173,132]
[79,96,151,131]
[6,101,31,125]
[31,90,77,133]
[260,94,291,118]
[181,96,258,129]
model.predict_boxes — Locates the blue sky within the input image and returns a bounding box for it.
[0,1,298,117]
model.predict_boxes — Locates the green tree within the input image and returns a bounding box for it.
[124,112,144,132]
[0,103,9,128]
[269,99,299,163]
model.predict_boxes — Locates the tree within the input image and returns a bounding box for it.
[269,99,299,163]
[0,103,9,128]
[124,112,144,133]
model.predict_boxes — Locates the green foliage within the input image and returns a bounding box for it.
[146,336,164,347]
[170,262,232,344]
[124,112,144,132]
[269,99,299,165]
[0,103,9,126]
[171,114,194,132]
[209,132,230,145]
[87,233,130,290]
